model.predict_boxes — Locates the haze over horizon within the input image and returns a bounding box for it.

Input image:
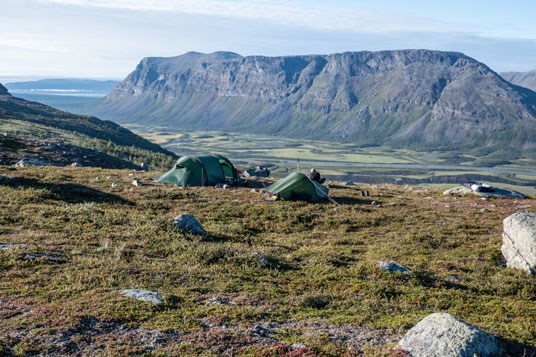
[1,0,536,79]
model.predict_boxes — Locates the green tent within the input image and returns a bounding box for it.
[264,172,329,202]
[155,155,238,186]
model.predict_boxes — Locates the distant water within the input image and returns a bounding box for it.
[9,89,106,97]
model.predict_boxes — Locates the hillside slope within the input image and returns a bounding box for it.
[0,166,534,355]
[0,85,176,169]
[95,50,536,152]
[501,70,536,92]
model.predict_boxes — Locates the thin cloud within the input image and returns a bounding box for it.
[0,33,70,53]
[40,0,464,34]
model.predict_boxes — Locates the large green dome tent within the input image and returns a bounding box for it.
[155,155,239,186]
[264,172,329,202]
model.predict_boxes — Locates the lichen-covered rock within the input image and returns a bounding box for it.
[172,214,206,235]
[120,289,164,304]
[398,313,502,356]
[502,212,536,274]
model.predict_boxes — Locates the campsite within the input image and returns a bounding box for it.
[1,164,535,355]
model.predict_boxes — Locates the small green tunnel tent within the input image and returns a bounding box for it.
[264,172,329,202]
[155,155,239,186]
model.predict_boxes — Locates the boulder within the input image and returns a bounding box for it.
[172,214,206,235]
[120,289,164,304]
[444,185,526,199]
[502,212,536,274]
[244,166,270,178]
[398,313,502,356]
[379,261,411,274]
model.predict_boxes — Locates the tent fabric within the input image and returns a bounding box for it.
[197,156,225,185]
[264,172,329,202]
[155,155,237,186]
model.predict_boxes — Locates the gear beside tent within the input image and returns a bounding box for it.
[155,155,239,186]
[264,172,329,202]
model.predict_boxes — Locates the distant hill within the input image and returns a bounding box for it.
[0,84,176,169]
[93,50,536,157]
[5,78,119,97]
[501,70,536,92]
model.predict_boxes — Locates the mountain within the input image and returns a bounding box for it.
[0,83,8,96]
[0,84,176,169]
[5,78,119,97]
[501,70,536,92]
[95,50,536,153]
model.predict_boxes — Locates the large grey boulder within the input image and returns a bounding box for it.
[502,212,536,274]
[398,313,502,356]
[173,214,206,235]
[121,289,164,304]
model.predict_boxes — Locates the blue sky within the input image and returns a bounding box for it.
[1,0,535,79]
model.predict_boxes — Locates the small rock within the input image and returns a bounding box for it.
[140,163,148,171]
[250,189,257,193]
[379,261,411,274]
[371,201,377,205]
[222,184,230,189]
[111,182,118,188]
[209,297,229,305]
[257,253,269,265]
[444,275,463,285]
[0,243,27,250]
[132,179,142,187]
[120,289,164,304]
[95,176,100,181]
[128,173,134,177]
[23,253,56,259]
[71,162,83,167]
[290,343,307,349]
[172,214,206,235]
[344,181,355,186]
[397,312,503,356]
[214,183,223,188]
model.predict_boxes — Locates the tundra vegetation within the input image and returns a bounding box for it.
[0,166,535,355]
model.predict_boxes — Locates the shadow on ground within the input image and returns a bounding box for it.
[1,177,132,204]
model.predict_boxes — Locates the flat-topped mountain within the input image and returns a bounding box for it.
[96,50,536,152]
[501,70,536,92]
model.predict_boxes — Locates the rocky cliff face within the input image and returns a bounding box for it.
[98,50,536,150]
[501,70,536,92]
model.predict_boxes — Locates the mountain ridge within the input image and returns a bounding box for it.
[501,70,536,92]
[94,50,536,152]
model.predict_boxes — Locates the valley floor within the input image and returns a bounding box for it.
[0,166,535,355]
[127,126,536,196]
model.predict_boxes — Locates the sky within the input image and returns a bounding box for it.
[1,0,535,80]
